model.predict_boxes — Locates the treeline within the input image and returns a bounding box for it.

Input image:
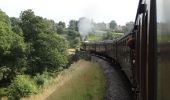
[0,9,81,99]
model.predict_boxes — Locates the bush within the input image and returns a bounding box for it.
[34,73,48,87]
[0,88,8,97]
[8,75,38,100]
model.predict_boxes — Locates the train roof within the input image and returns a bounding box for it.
[116,32,133,42]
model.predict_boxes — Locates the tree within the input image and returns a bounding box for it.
[102,31,114,40]
[19,9,69,74]
[0,10,27,82]
[73,37,81,48]
[66,29,80,48]
[20,9,37,42]
[0,9,70,83]
[58,21,65,29]
[43,19,57,34]
[109,20,117,30]
[95,22,106,31]
[10,17,23,36]
[57,21,65,34]
[68,20,78,31]
[122,21,134,34]
[28,33,68,73]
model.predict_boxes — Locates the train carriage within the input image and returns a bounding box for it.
[105,40,117,61]
[117,33,134,84]
[81,0,170,99]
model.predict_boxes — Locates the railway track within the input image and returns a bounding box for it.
[91,55,133,100]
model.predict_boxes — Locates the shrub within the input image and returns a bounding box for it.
[8,75,38,100]
[0,88,8,97]
[34,73,48,87]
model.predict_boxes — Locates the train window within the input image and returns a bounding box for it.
[156,0,170,99]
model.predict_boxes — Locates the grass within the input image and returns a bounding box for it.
[22,60,106,100]
[88,34,103,42]
[45,60,106,100]
[87,32,124,42]
[0,88,8,99]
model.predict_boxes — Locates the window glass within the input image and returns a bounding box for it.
[157,0,170,100]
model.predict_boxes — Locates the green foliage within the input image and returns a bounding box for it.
[109,20,117,30]
[10,17,23,36]
[102,31,114,40]
[46,60,106,100]
[58,21,65,29]
[8,75,38,100]
[57,21,66,34]
[73,37,81,48]
[43,19,57,34]
[19,9,69,74]
[0,9,11,26]
[20,9,58,42]
[0,9,77,99]
[66,29,81,48]
[68,20,78,31]
[34,72,49,87]
[112,33,124,39]
[87,33,103,42]
[28,33,68,73]
[0,10,27,81]
[102,31,124,40]
[122,21,134,34]
[0,88,8,97]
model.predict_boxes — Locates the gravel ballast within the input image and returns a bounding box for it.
[91,56,133,100]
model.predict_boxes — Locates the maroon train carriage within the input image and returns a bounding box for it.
[81,0,170,99]
[117,33,134,84]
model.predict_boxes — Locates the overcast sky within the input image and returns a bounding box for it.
[0,0,139,25]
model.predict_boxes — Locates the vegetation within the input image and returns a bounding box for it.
[102,32,124,40]
[87,31,124,42]
[109,20,117,30]
[87,33,103,41]
[45,60,106,100]
[78,19,132,41]
[0,9,79,99]
[0,9,28,84]
[0,8,132,99]
[8,75,38,100]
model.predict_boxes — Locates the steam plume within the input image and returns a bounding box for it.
[78,17,94,41]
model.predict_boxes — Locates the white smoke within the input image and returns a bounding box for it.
[78,17,94,41]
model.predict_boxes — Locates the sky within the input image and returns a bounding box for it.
[0,0,139,25]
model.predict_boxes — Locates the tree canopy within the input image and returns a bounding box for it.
[0,9,69,83]
[109,20,117,30]
[0,10,27,82]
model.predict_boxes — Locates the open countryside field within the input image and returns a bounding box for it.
[23,60,106,100]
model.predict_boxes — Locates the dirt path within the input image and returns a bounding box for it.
[91,56,133,100]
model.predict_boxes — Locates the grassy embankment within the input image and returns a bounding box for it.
[87,32,124,42]
[23,60,106,100]
[88,34,103,42]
